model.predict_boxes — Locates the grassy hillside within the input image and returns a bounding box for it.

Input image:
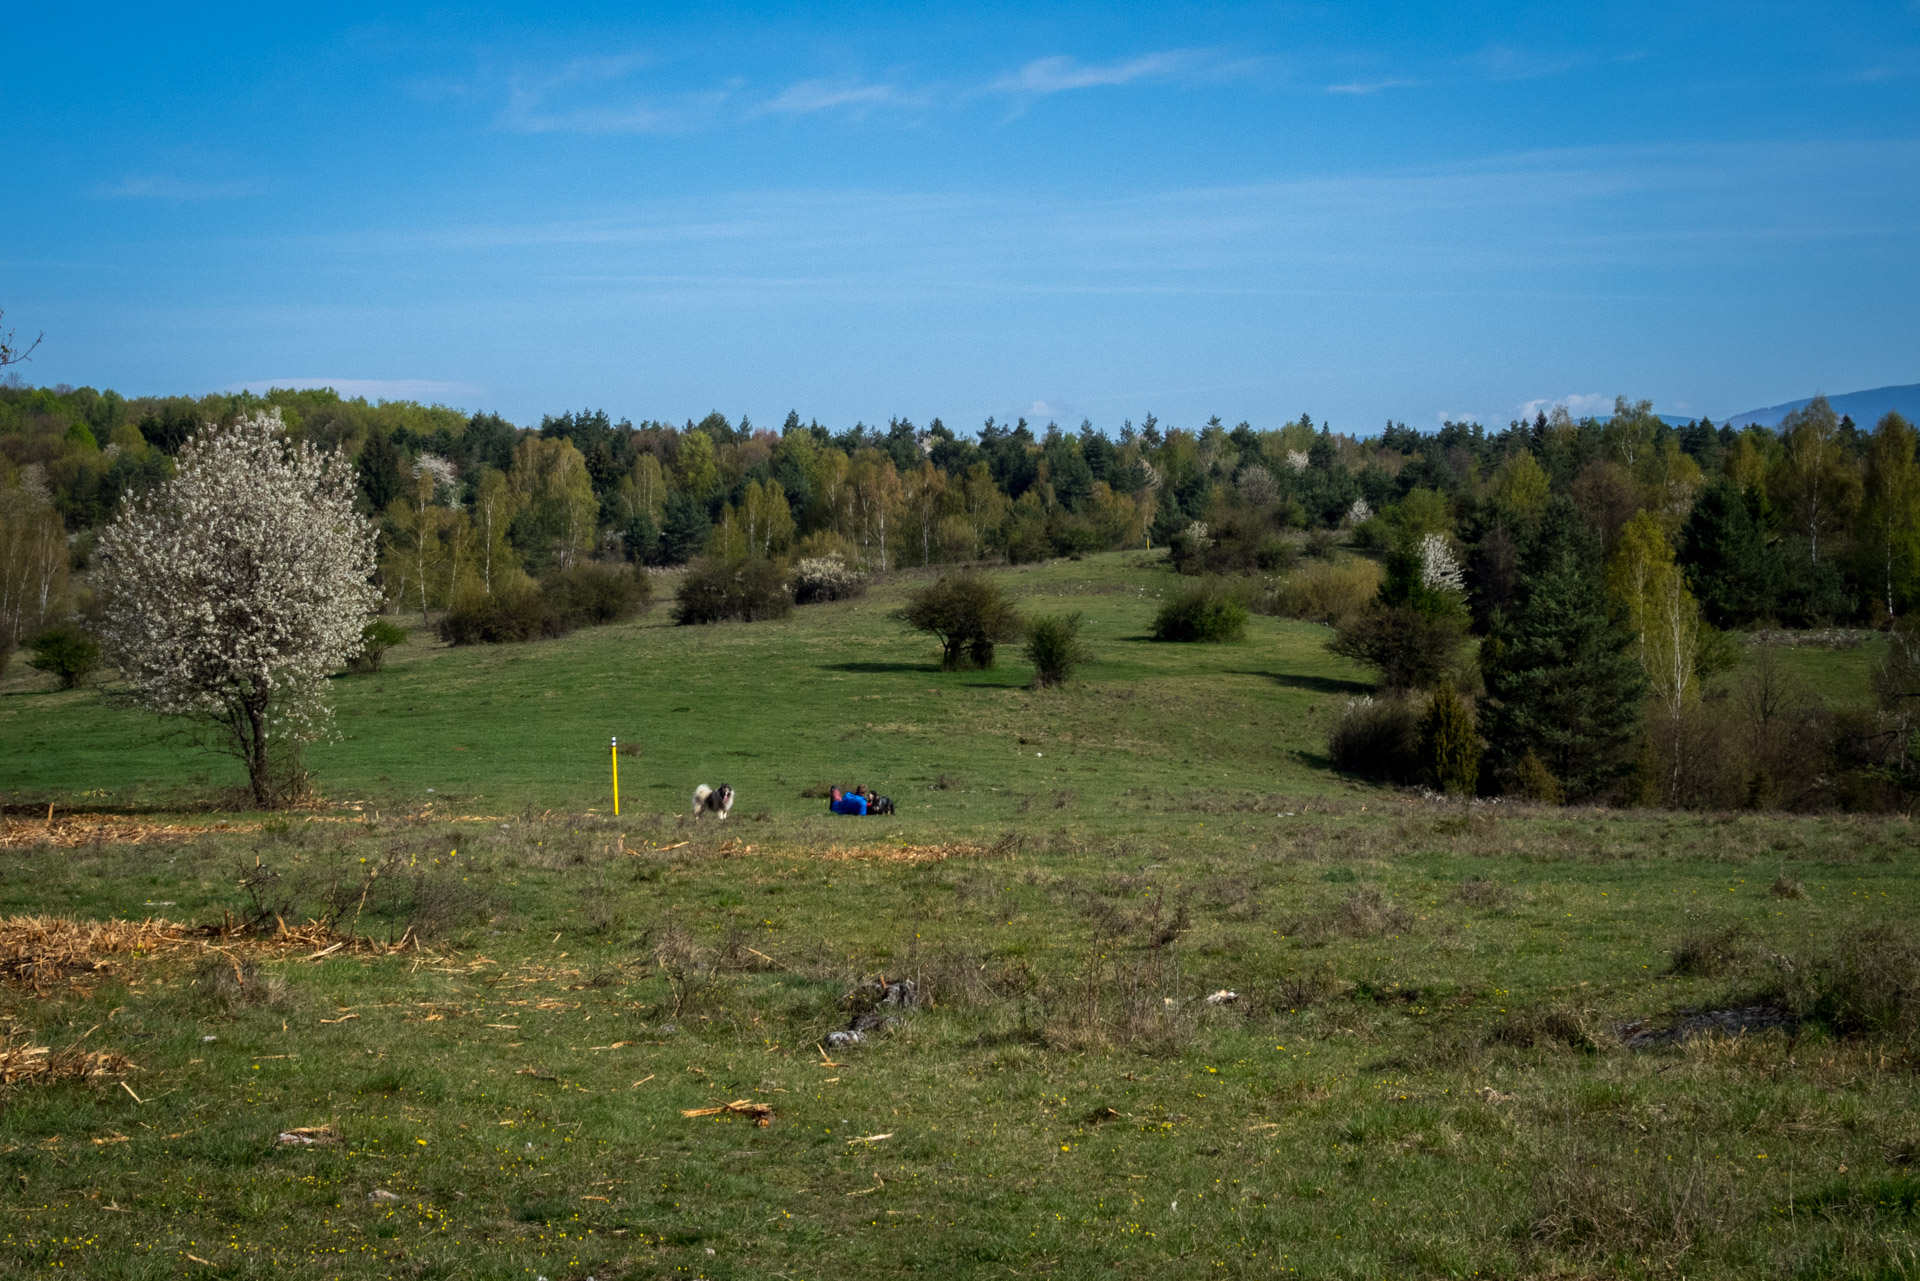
[0,552,1912,1279]
[1,552,1380,826]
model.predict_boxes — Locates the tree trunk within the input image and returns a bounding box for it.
[245,691,273,807]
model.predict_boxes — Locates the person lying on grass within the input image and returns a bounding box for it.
[828,786,895,816]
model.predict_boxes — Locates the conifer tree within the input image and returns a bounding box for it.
[1420,678,1481,796]
[1480,499,1645,800]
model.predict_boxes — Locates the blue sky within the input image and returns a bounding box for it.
[3,2,1917,434]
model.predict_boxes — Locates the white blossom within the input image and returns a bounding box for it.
[414,453,460,502]
[1347,497,1373,525]
[1285,449,1310,472]
[95,409,378,805]
[1418,531,1465,595]
[1236,468,1279,507]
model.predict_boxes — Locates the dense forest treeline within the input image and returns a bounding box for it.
[4,382,1917,631]
[5,379,1920,811]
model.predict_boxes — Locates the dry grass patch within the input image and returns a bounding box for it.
[0,1033,136,1088]
[0,914,388,990]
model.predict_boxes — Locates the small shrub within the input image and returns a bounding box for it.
[26,623,100,690]
[1150,581,1249,643]
[792,554,868,605]
[1511,748,1565,804]
[1489,1003,1603,1051]
[440,586,554,645]
[1779,923,1920,1044]
[673,558,793,625]
[1327,695,1423,784]
[897,572,1024,669]
[347,618,407,673]
[1023,612,1091,688]
[1332,888,1412,937]
[1271,967,1342,1009]
[541,562,653,627]
[1770,873,1807,899]
[1455,877,1514,909]
[1327,603,1463,690]
[1668,923,1751,978]
[193,955,294,1010]
[1420,678,1481,795]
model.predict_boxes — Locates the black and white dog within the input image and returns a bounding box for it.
[691,783,735,820]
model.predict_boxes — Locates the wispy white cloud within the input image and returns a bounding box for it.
[986,50,1214,97]
[99,174,267,201]
[757,78,911,117]
[229,378,480,402]
[498,53,729,135]
[1518,392,1612,419]
[1325,78,1419,95]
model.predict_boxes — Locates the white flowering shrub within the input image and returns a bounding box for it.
[96,410,378,806]
[1417,532,1466,595]
[413,453,460,500]
[792,554,869,605]
[1285,449,1310,472]
[1347,497,1374,525]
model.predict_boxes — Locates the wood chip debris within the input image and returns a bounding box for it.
[0,1036,136,1088]
[0,914,403,990]
[680,1100,773,1126]
[276,1125,340,1147]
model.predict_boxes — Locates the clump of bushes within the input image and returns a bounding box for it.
[1262,558,1380,626]
[1327,604,1463,690]
[792,553,868,605]
[441,563,652,645]
[1327,695,1423,784]
[897,572,1023,669]
[543,562,654,625]
[27,623,100,689]
[1023,612,1091,688]
[347,618,407,673]
[673,558,793,625]
[1150,580,1249,642]
[1776,923,1920,1046]
[1167,510,1297,576]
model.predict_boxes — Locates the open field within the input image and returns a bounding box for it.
[0,553,1914,1279]
[1,553,1382,825]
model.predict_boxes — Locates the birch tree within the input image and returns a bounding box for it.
[0,466,67,643]
[95,410,378,806]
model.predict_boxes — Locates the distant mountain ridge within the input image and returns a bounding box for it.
[1725,383,1920,430]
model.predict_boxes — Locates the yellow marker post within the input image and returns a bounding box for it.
[610,736,620,816]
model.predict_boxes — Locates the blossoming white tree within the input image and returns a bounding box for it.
[1417,531,1466,595]
[96,410,378,806]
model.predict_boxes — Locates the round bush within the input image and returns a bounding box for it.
[674,558,793,625]
[1023,612,1091,688]
[1150,582,1249,643]
[792,554,868,605]
[27,623,100,690]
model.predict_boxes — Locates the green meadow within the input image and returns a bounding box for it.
[0,552,1914,1280]
[2,553,1378,824]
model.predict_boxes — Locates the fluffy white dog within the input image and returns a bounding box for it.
[691,783,734,820]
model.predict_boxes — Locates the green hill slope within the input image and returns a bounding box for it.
[1,552,1376,827]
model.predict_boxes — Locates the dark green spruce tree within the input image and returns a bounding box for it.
[1480,499,1645,800]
